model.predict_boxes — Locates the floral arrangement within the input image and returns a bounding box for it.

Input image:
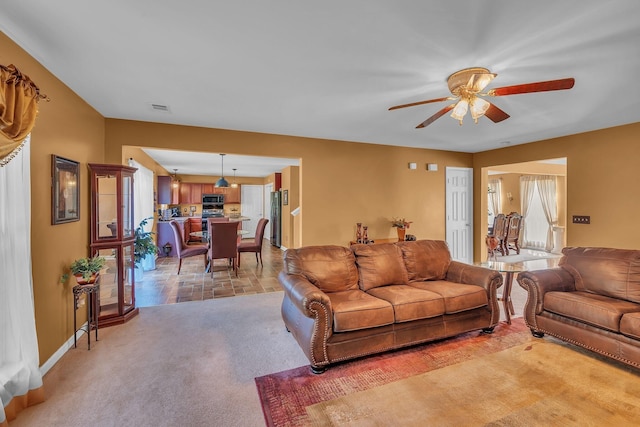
[391,217,412,229]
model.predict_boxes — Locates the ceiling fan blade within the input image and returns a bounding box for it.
[416,104,454,128]
[488,78,575,97]
[389,97,451,111]
[484,102,510,123]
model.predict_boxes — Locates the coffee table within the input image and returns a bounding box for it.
[476,261,526,324]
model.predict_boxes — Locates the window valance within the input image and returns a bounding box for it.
[0,64,48,166]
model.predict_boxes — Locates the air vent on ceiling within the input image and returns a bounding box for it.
[149,103,170,112]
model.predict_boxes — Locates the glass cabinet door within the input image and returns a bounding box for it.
[122,174,133,238]
[96,173,118,239]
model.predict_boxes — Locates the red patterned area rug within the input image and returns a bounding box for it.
[255,319,531,427]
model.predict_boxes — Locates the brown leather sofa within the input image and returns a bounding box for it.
[517,247,640,369]
[279,240,503,373]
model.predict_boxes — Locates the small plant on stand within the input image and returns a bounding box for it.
[69,255,106,285]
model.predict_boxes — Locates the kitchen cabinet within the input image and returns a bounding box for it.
[225,186,241,204]
[179,183,204,204]
[88,163,139,327]
[157,176,172,204]
[202,184,215,194]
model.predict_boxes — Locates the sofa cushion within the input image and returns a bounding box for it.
[283,245,359,293]
[544,291,640,332]
[620,312,640,340]
[408,280,488,314]
[328,290,395,332]
[367,285,445,323]
[560,247,640,304]
[353,243,409,291]
[397,240,451,282]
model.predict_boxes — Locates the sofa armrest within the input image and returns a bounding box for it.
[517,268,576,317]
[279,271,332,318]
[446,261,503,292]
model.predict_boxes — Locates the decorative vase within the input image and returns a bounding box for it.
[396,227,406,242]
[356,223,363,243]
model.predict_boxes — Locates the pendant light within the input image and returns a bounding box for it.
[231,168,238,188]
[171,169,180,188]
[215,154,229,188]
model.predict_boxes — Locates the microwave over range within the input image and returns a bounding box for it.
[202,194,224,205]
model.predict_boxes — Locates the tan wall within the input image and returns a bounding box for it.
[105,119,473,246]
[1,32,106,364]
[281,166,300,248]
[474,122,640,259]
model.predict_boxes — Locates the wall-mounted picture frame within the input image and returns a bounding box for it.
[283,189,289,206]
[52,155,80,224]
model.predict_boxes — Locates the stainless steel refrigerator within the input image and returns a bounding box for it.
[270,191,281,247]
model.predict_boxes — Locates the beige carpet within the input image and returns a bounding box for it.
[306,341,640,426]
[12,292,308,427]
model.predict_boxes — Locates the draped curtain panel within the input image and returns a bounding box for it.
[0,137,45,425]
[536,175,558,252]
[0,64,47,167]
[488,179,501,215]
[128,159,156,271]
[519,176,537,248]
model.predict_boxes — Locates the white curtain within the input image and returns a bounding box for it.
[128,159,155,271]
[537,175,558,252]
[519,176,537,248]
[0,136,43,424]
[488,179,502,229]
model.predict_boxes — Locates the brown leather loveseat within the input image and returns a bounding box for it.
[517,247,640,368]
[279,240,503,373]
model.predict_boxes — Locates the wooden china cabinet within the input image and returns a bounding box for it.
[88,163,139,327]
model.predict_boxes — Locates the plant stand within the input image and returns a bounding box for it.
[73,281,100,350]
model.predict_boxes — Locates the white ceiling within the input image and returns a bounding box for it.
[142,148,299,178]
[2,1,640,175]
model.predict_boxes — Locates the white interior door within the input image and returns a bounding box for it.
[240,185,264,238]
[263,183,273,241]
[446,167,473,264]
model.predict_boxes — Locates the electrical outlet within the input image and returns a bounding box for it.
[572,215,590,224]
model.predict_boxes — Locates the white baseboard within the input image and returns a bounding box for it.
[40,324,87,376]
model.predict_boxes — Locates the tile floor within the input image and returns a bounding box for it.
[135,241,285,307]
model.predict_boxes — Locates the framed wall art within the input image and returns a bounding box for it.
[283,189,289,206]
[52,155,80,224]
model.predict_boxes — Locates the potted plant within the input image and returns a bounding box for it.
[134,217,158,278]
[70,255,106,284]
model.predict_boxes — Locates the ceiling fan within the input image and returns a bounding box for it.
[389,67,575,128]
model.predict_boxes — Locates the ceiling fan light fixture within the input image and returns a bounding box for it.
[470,96,490,123]
[450,99,469,124]
[215,153,229,188]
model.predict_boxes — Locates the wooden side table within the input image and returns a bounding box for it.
[73,281,100,350]
[349,238,400,246]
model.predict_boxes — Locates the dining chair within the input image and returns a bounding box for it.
[238,218,269,267]
[169,220,208,274]
[208,221,240,277]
